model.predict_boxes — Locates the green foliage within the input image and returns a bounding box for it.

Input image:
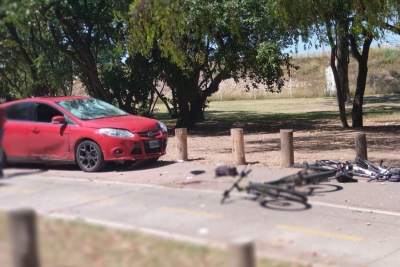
[126,0,298,126]
[0,0,161,115]
[101,53,160,116]
[0,0,82,98]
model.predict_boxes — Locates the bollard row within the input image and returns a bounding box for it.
[175,128,369,166]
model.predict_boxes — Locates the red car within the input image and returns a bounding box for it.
[1,96,168,172]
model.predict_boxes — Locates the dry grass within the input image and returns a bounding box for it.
[0,212,301,267]
[209,47,400,101]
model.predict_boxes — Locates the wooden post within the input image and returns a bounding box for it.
[175,128,188,161]
[9,208,40,267]
[231,128,246,165]
[355,132,367,168]
[281,129,294,168]
[229,238,255,267]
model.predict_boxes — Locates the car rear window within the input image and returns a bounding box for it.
[5,102,35,121]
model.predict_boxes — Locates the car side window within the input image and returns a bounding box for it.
[35,104,64,123]
[5,102,35,121]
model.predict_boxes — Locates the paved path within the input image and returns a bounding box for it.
[1,162,400,266]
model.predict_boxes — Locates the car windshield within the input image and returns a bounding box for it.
[57,98,128,120]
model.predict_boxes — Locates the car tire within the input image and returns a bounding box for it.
[76,140,106,172]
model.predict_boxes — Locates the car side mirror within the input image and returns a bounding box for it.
[52,115,66,124]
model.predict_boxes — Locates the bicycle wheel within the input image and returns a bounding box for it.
[292,162,328,171]
[248,183,307,203]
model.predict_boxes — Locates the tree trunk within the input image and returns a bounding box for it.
[86,69,109,102]
[330,47,349,128]
[176,92,196,128]
[188,72,229,124]
[189,93,206,123]
[350,36,372,128]
[336,35,351,104]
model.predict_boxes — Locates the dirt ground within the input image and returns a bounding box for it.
[160,121,400,168]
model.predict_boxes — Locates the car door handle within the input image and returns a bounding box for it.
[32,128,40,134]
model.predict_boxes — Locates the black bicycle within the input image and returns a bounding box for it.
[293,160,357,183]
[218,166,336,205]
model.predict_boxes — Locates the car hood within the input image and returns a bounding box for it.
[82,115,160,132]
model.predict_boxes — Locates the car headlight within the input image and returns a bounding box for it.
[158,121,168,133]
[99,128,134,138]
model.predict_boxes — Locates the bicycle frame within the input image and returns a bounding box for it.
[220,166,336,204]
[356,157,399,181]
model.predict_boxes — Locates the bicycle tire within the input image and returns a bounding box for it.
[248,183,308,203]
[301,170,336,184]
[388,174,400,182]
[292,163,332,172]
[367,173,400,182]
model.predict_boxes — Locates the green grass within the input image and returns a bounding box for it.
[0,212,302,267]
[154,95,400,133]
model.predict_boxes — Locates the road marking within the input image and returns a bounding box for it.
[73,195,117,204]
[276,224,363,242]
[310,201,400,217]
[0,186,36,194]
[160,206,222,219]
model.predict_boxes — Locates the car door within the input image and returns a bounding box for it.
[3,102,34,159]
[29,103,71,160]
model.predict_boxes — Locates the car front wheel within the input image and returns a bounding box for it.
[76,140,106,172]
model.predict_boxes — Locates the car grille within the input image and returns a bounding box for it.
[138,131,160,138]
[131,139,165,155]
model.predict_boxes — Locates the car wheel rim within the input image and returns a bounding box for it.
[78,144,99,170]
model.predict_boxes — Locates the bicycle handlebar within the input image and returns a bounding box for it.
[220,168,252,204]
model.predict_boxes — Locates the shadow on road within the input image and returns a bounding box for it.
[3,168,49,179]
[221,183,344,212]
[5,160,177,173]
[299,184,344,196]
[260,198,312,211]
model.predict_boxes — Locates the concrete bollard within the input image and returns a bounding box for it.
[229,238,255,267]
[280,129,294,168]
[355,132,367,168]
[175,128,188,161]
[9,208,40,267]
[231,128,246,165]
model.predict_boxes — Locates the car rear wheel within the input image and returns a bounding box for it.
[76,140,106,172]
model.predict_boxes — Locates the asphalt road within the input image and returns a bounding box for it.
[1,162,400,267]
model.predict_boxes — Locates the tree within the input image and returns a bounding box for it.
[40,0,124,102]
[277,0,400,128]
[0,0,74,99]
[349,0,400,127]
[1,0,163,117]
[127,0,296,128]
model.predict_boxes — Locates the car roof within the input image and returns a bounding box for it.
[1,95,91,106]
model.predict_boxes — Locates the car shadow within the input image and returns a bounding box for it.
[3,168,49,179]
[6,160,177,173]
[120,160,177,171]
